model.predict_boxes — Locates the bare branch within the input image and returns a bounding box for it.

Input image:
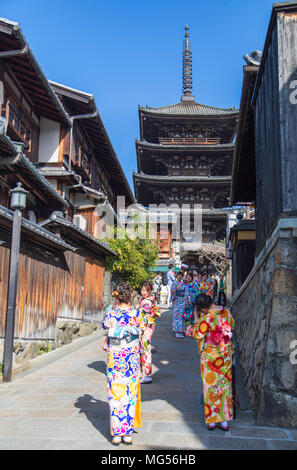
[193,243,230,275]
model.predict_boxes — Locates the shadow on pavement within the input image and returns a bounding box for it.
[87,361,106,375]
[79,310,227,445]
[74,394,111,441]
[140,335,209,437]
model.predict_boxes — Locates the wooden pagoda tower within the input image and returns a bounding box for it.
[133,26,239,266]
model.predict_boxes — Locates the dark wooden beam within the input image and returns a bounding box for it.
[0,45,28,58]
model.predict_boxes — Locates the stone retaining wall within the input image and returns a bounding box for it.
[232,227,297,428]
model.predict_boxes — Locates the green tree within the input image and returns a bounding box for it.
[104,223,159,289]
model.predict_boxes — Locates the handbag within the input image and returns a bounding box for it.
[182,304,194,321]
[185,324,195,337]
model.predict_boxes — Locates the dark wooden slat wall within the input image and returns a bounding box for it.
[278,12,297,214]
[255,11,297,250]
[0,232,105,341]
[16,245,61,339]
[82,255,105,323]
[255,22,282,249]
[58,251,85,322]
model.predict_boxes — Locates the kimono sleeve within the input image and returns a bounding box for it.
[185,287,191,305]
[170,281,177,302]
[193,314,212,352]
[137,298,149,314]
[102,305,113,330]
[226,310,235,350]
[136,308,146,331]
[223,308,235,329]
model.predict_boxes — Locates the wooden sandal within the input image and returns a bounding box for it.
[207,424,216,431]
[123,435,133,445]
[217,422,229,431]
[112,436,122,445]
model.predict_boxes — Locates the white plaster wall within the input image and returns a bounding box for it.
[48,180,58,191]
[38,117,60,163]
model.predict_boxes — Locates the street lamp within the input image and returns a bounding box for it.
[3,182,28,382]
[10,182,28,211]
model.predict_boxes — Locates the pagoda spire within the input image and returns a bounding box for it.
[181,25,195,102]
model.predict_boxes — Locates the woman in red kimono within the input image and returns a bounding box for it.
[136,281,160,384]
[193,293,235,431]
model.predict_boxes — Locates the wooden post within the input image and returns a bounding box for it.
[3,210,22,382]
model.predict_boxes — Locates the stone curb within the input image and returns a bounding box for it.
[0,328,106,386]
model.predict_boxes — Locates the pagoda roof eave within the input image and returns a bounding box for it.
[135,139,235,152]
[138,102,239,119]
[133,172,231,185]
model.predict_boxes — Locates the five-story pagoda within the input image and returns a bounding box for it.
[133,26,239,266]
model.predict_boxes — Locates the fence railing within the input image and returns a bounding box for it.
[158,137,221,145]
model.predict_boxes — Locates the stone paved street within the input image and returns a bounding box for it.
[0,309,296,450]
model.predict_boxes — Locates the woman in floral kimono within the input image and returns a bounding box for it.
[171,271,186,338]
[193,293,235,431]
[136,281,160,384]
[182,271,198,336]
[102,282,145,445]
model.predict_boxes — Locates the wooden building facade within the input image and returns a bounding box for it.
[0,208,114,341]
[0,18,133,361]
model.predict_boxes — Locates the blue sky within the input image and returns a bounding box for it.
[1,0,275,192]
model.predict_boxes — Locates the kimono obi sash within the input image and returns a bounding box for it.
[108,325,140,348]
[175,288,185,298]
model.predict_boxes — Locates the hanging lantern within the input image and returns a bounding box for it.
[10,182,29,211]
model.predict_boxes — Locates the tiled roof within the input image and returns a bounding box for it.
[230,219,256,232]
[139,101,239,117]
[133,172,231,183]
[136,139,235,151]
[197,209,229,215]
[0,205,75,252]
[0,18,70,126]
[39,214,117,257]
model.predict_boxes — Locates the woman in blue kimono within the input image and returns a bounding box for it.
[171,271,186,337]
[183,271,198,336]
[102,282,145,446]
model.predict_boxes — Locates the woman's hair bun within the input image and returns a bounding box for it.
[115,281,133,304]
[195,293,213,309]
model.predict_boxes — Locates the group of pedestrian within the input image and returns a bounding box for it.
[170,269,226,338]
[151,265,226,312]
[101,267,234,445]
[169,267,234,432]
